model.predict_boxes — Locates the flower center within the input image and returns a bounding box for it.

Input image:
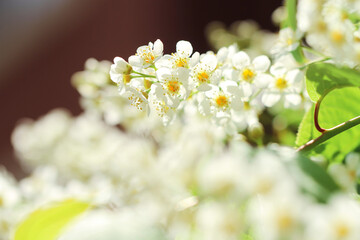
[167,80,180,94]
[242,68,255,82]
[348,169,357,180]
[317,21,327,32]
[140,48,155,63]
[173,55,188,68]
[197,71,209,83]
[277,212,294,231]
[331,30,345,44]
[335,223,349,238]
[286,38,294,46]
[275,78,287,90]
[153,100,170,118]
[215,95,229,108]
[128,93,145,111]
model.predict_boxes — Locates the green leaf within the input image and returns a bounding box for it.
[306,62,360,102]
[296,87,360,162]
[348,12,360,26]
[295,105,317,147]
[14,199,90,240]
[293,155,339,202]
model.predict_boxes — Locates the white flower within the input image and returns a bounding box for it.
[59,209,165,240]
[247,192,305,240]
[0,168,21,208]
[110,57,132,93]
[197,153,245,197]
[216,44,239,66]
[197,80,242,118]
[328,152,360,192]
[245,150,298,196]
[148,83,176,125]
[72,59,112,98]
[304,195,360,240]
[196,202,243,240]
[155,40,199,69]
[231,51,272,97]
[262,63,303,108]
[156,67,189,100]
[123,86,149,112]
[129,39,164,68]
[191,53,218,91]
[271,27,301,57]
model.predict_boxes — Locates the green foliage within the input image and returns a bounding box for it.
[296,87,360,162]
[274,108,305,146]
[293,155,339,202]
[296,105,318,147]
[348,12,360,27]
[305,62,360,102]
[14,199,90,240]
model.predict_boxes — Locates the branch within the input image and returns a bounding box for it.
[297,115,360,152]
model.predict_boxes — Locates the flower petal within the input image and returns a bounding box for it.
[153,39,164,56]
[253,55,270,72]
[262,91,281,107]
[232,51,250,68]
[201,54,218,71]
[176,40,193,58]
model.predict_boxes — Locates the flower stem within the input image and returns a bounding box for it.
[132,70,157,79]
[302,46,328,58]
[297,115,360,152]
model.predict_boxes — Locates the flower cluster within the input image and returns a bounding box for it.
[298,0,360,67]
[4,109,360,240]
[2,0,360,239]
[110,39,306,134]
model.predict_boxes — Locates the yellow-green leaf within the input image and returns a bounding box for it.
[14,199,90,240]
[296,87,360,162]
[305,62,360,102]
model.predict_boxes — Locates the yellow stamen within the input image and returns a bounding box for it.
[341,11,348,21]
[275,78,287,90]
[277,212,293,230]
[317,21,327,32]
[197,71,209,83]
[175,57,188,68]
[286,38,293,46]
[256,179,272,194]
[215,95,229,108]
[242,68,255,82]
[140,48,155,63]
[331,30,345,44]
[349,170,357,180]
[335,223,349,238]
[167,81,180,94]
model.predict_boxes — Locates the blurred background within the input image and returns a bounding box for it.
[0,0,282,177]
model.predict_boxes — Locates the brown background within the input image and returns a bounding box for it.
[0,0,282,178]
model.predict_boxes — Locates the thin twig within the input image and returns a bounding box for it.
[297,115,360,152]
